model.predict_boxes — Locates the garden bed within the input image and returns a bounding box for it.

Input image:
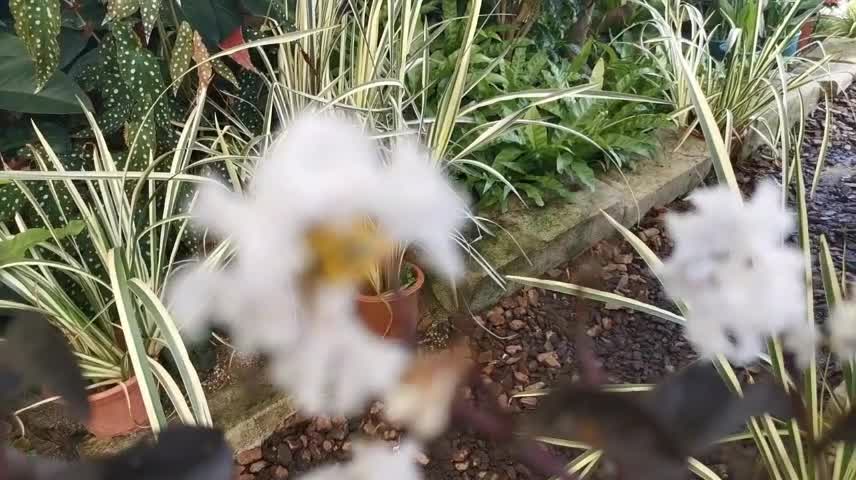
[233,58,856,480]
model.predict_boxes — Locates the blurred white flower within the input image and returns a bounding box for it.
[384,345,471,439]
[299,440,423,480]
[660,180,808,365]
[167,111,468,415]
[269,287,409,416]
[830,301,856,358]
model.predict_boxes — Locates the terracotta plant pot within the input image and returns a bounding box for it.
[357,264,425,340]
[86,377,149,438]
[799,19,816,50]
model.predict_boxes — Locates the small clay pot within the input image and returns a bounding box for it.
[86,377,149,438]
[799,19,816,50]
[356,264,424,340]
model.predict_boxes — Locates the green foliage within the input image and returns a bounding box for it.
[0,219,85,265]
[819,2,856,38]
[0,33,92,114]
[181,0,243,44]
[435,35,670,210]
[9,0,61,91]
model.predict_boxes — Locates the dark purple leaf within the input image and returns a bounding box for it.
[0,312,89,422]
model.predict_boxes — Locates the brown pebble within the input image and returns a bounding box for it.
[237,447,263,465]
[643,227,661,238]
[455,461,470,472]
[586,325,602,337]
[249,461,267,473]
[615,254,634,264]
[274,466,289,479]
[322,440,333,452]
[536,351,561,368]
[497,393,509,407]
[315,417,332,432]
[505,345,523,355]
[509,319,526,331]
[513,371,529,383]
[601,317,614,330]
[453,448,471,462]
[342,441,352,452]
[501,297,516,309]
[513,307,527,317]
[527,289,540,306]
[488,311,506,326]
[504,355,522,365]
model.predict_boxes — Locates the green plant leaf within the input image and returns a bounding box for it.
[9,0,61,91]
[139,0,162,41]
[58,28,91,70]
[170,22,195,92]
[180,0,243,44]
[211,58,239,88]
[571,160,596,191]
[105,0,139,23]
[0,35,92,114]
[0,221,85,265]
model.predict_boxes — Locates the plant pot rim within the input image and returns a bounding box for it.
[87,376,138,402]
[357,263,425,303]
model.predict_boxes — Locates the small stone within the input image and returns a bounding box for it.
[643,227,660,238]
[274,466,289,479]
[601,317,614,330]
[342,441,352,452]
[504,310,514,320]
[276,446,293,465]
[513,306,527,317]
[415,451,431,465]
[615,274,629,291]
[586,325,602,337]
[488,311,506,326]
[501,297,517,309]
[504,355,522,365]
[604,263,627,272]
[520,397,538,407]
[455,461,470,472]
[285,436,302,450]
[509,319,526,330]
[537,351,561,368]
[237,447,263,465]
[527,289,540,306]
[505,345,523,355]
[497,393,509,407]
[239,475,255,480]
[315,417,332,432]
[323,440,333,452]
[453,448,471,462]
[249,461,267,474]
[615,254,634,264]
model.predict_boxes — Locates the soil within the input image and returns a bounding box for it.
[235,83,856,480]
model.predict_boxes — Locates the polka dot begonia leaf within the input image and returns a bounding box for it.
[191,32,213,95]
[106,0,139,23]
[10,0,61,91]
[170,21,195,93]
[139,0,162,42]
[211,57,239,88]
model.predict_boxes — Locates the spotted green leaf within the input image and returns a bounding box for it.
[211,58,239,88]
[139,0,162,41]
[191,32,213,95]
[106,0,139,23]
[170,22,194,92]
[9,0,61,91]
[125,101,157,170]
[0,183,27,222]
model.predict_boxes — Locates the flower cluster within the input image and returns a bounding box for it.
[659,180,812,365]
[167,111,476,479]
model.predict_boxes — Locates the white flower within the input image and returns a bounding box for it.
[660,180,808,365]
[830,301,856,359]
[268,287,409,416]
[299,440,423,480]
[167,110,468,415]
[384,346,471,439]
